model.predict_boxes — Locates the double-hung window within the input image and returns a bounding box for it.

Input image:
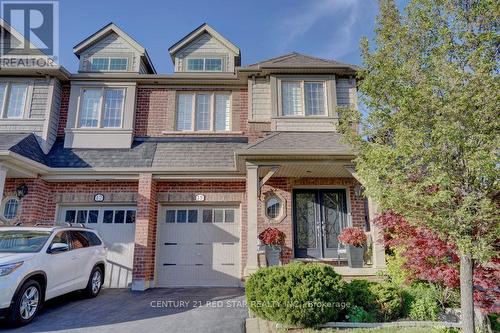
[176,92,231,132]
[186,58,222,71]
[78,88,125,128]
[90,57,128,71]
[281,81,327,116]
[0,82,29,119]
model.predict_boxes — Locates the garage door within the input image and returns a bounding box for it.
[59,206,136,288]
[157,206,241,287]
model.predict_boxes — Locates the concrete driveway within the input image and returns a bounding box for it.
[0,288,247,333]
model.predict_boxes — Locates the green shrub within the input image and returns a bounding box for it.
[369,282,404,321]
[245,262,348,327]
[402,283,441,321]
[346,305,376,323]
[346,279,378,313]
[344,280,403,322]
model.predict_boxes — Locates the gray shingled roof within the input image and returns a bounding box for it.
[240,132,354,155]
[244,52,359,71]
[0,133,47,165]
[2,136,247,169]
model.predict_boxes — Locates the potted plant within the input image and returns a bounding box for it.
[258,227,286,266]
[338,227,367,268]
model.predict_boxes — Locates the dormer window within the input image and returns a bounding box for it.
[281,81,327,116]
[77,88,125,128]
[90,57,128,71]
[186,58,222,72]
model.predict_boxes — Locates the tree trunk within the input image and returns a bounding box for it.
[460,253,475,333]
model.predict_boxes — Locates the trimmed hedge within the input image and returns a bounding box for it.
[245,262,348,327]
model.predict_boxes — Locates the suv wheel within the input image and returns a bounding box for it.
[8,279,42,326]
[84,266,103,298]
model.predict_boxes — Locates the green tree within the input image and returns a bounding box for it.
[339,1,499,331]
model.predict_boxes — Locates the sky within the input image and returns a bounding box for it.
[55,0,408,73]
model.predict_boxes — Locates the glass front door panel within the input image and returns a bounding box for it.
[294,189,348,259]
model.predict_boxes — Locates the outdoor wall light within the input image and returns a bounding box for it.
[354,184,364,199]
[16,184,28,199]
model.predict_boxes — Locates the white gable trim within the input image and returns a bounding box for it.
[169,23,240,58]
[73,23,145,56]
[0,18,39,51]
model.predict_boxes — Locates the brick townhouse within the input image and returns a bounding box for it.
[0,21,386,290]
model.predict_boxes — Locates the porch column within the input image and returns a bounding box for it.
[368,197,386,269]
[245,162,259,275]
[132,173,158,291]
[0,165,6,205]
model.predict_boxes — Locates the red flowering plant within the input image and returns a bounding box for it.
[338,227,367,247]
[258,227,286,247]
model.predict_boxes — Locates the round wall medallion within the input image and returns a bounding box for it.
[94,194,105,202]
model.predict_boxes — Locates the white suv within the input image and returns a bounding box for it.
[0,226,107,326]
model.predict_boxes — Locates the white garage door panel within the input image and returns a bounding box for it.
[58,206,136,289]
[157,206,241,287]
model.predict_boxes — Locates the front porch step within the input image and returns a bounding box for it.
[290,259,385,282]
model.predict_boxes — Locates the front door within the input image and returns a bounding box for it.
[293,189,348,259]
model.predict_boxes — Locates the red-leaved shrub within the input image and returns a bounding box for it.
[375,210,499,314]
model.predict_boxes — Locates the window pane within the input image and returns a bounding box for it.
[215,94,230,131]
[202,209,212,223]
[195,94,210,130]
[0,84,6,112]
[3,199,19,219]
[213,209,224,223]
[6,84,28,118]
[176,210,187,223]
[88,210,99,223]
[65,210,76,223]
[91,58,110,71]
[102,89,124,128]
[77,210,88,223]
[86,232,102,246]
[166,210,176,223]
[110,58,128,71]
[187,59,204,71]
[188,210,198,223]
[205,58,222,71]
[71,231,90,249]
[103,210,114,223]
[281,82,302,116]
[114,210,125,223]
[126,210,136,224]
[79,89,101,128]
[176,94,193,130]
[225,209,235,223]
[304,82,326,116]
[266,196,281,219]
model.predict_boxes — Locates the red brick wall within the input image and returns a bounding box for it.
[134,87,263,140]
[3,178,138,224]
[57,83,71,137]
[132,174,157,283]
[258,177,366,263]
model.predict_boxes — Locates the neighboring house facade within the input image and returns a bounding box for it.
[0,22,386,290]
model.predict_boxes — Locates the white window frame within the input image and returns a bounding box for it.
[1,196,20,221]
[163,206,239,224]
[76,87,126,129]
[0,81,32,119]
[185,57,223,72]
[175,92,232,132]
[279,80,328,117]
[89,57,129,72]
